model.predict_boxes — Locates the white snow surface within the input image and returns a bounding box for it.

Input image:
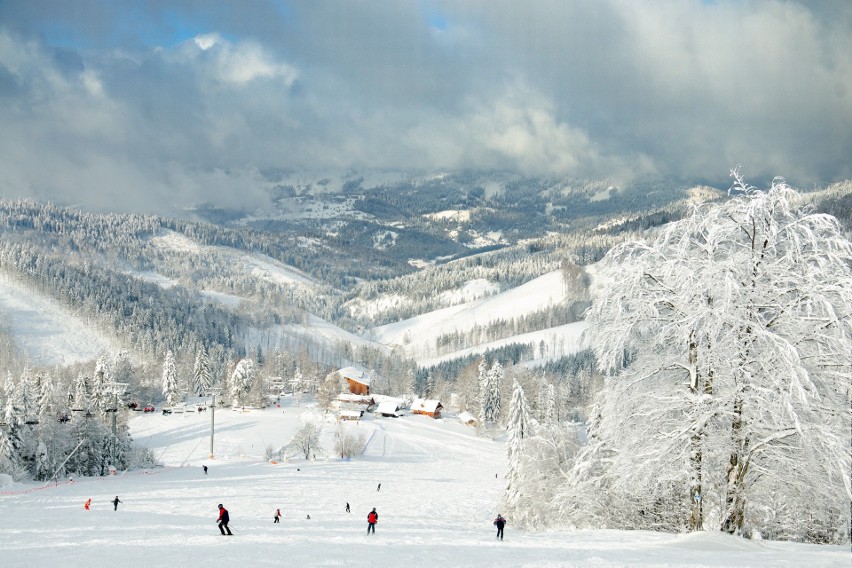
[0,272,117,366]
[0,404,845,567]
[370,270,588,364]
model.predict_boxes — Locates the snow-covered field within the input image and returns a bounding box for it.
[0,404,846,567]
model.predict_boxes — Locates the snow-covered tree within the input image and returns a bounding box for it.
[479,360,503,426]
[563,171,852,540]
[504,379,532,512]
[91,356,110,416]
[229,358,256,406]
[192,347,211,397]
[334,424,365,459]
[289,367,303,395]
[73,372,89,412]
[37,373,54,420]
[161,351,179,407]
[291,421,322,460]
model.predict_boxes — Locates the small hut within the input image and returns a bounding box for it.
[376,399,405,418]
[458,411,478,426]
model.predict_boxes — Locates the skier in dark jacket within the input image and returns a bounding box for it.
[217,504,232,535]
[493,514,506,540]
[113,496,122,511]
[367,508,378,534]
[274,508,281,523]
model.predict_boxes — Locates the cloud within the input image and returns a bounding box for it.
[0,1,849,214]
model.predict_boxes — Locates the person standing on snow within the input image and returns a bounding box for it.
[274,508,281,523]
[367,508,378,534]
[203,465,208,475]
[345,502,350,513]
[493,514,506,540]
[217,504,232,535]
[113,496,122,511]
[84,498,91,510]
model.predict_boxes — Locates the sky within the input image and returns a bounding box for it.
[0,0,850,214]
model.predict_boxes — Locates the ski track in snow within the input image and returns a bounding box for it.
[0,405,846,567]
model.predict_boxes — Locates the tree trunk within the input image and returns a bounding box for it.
[721,388,750,534]
[687,329,703,531]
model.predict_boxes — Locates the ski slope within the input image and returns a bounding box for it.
[0,272,118,366]
[0,403,846,568]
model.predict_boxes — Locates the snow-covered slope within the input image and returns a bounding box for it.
[0,403,845,567]
[369,270,586,364]
[0,273,118,366]
[150,229,318,288]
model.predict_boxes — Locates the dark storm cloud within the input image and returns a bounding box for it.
[0,0,849,213]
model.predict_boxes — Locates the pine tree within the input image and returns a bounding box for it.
[504,379,532,511]
[91,356,110,416]
[73,372,89,411]
[230,359,256,406]
[192,347,211,397]
[161,351,179,407]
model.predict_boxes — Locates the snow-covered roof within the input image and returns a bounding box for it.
[376,400,403,415]
[336,366,371,385]
[337,394,374,404]
[458,411,477,424]
[338,410,362,419]
[410,398,442,413]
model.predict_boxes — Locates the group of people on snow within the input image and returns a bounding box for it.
[81,468,508,540]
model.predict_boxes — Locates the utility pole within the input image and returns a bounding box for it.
[208,388,222,459]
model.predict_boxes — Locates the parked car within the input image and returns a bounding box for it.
[143,405,155,413]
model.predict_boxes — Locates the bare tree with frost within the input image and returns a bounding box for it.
[561,170,852,541]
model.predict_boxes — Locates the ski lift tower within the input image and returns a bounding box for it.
[105,382,128,466]
[207,387,223,459]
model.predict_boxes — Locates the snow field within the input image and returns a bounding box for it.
[0,405,847,567]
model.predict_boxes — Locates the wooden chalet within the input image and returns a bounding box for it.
[328,366,372,396]
[410,398,443,419]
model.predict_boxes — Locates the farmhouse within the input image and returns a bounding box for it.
[410,398,443,418]
[328,366,372,395]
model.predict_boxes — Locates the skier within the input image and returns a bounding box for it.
[274,508,281,523]
[217,503,232,535]
[84,498,91,510]
[367,508,378,534]
[203,465,208,475]
[345,502,350,513]
[113,496,122,511]
[377,483,381,491]
[493,513,506,540]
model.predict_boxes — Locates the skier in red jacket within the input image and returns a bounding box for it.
[367,508,378,534]
[217,504,232,535]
